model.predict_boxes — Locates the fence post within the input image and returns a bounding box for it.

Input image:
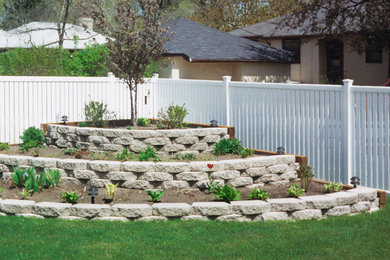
[150,74,159,118]
[223,76,231,126]
[342,79,353,184]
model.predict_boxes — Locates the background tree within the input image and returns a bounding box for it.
[86,0,169,124]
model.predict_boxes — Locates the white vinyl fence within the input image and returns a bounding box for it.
[0,75,389,191]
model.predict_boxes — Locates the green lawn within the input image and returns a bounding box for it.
[0,201,389,259]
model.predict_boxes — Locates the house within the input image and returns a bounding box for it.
[0,18,107,51]
[160,18,295,82]
[230,17,390,86]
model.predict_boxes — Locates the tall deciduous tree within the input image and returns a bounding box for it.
[86,0,169,124]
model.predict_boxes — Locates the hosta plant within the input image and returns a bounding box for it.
[62,191,81,204]
[138,145,159,161]
[287,183,305,198]
[248,188,270,200]
[0,142,10,151]
[146,190,164,202]
[323,182,343,193]
[106,183,118,199]
[213,138,243,156]
[213,185,241,203]
[137,117,151,126]
[45,169,61,187]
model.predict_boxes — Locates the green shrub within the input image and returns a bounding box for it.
[212,185,241,203]
[241,148,254,158]
[126,126,132,130]
[157,103,188,129]
[146,190,164,202]
[11,166,28,188]
[137,117,151,126]
[115,148,134,161]
[297,164,315,191]
[24,168,39,193]
[213,138,243,156]
[0,142,10,151]
[79,122,88,127]
[248,188,270,200]
[19,189,31,199]
[138,145,159,161]
[62,148,79,156]
[206,177,221,194]
[287,183,305,198]
[323,182,343,193]
[62,191,81,204]
[19,127,45,151]
[45,169,61,187]
[84,100,111,127]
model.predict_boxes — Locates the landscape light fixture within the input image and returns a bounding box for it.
[276,147,285,155]
[350,176,360,188]
[210,120,218,127]
[61,115,68,125]
[88,186,98,204]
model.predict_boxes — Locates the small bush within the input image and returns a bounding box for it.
[138,145,159,161]
[19,189,30,199]
[62,148,79,156]
[84,100,111,128]
[206,177,221,194]
[45,169,61,187]
[20,127,45,151]
[126,126,132,130]
[297,164,315,191]
[79,122,88,127]
[248,188,270,200]
[213,138,243,156]
[157,103,188,129]
[147,190,164,202]
[62,191,81,204]
[106,183,118,199]
[0,142,10,151]
[241,148,254,158]
[11,166,28,188]
[323,182,343,193]
[287,183,305,198]
[115,148,134,161]
[213,185,241,203]
[137,117,151,126]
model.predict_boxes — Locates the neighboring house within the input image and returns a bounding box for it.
[160,18,294,82]
[230,17,390,86]
[0,18,107,51]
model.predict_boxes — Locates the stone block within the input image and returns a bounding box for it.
[74,170,99,180]
[280,171,298,180]
[144,137,171,146]
[325,205,351,216]
[351,201,371,213]
[300,195,337,209]
[231,200,271,215]
[222,159,251,170]
[88,161,121,172]
[87,136,110,145]
[88,179,112,188]
[129,141,148,153]
[57,126,76,134]
[176,171,208,181]
[272,155,296,164]
[156,162,189,173]
[55,139,72,148]
[189,161,224,172]
[121,162,155,173]
[191,143,209,151]
[136,216,167,221]
[99,144,123,152]
[16,213,44,219]
[131,130,160,139]
[76,127,99,136]
[94,217,128,222]
[268,198,306,212]
[112,137,134,145]
[61,177,81,185]
[1,172,13,180]
[192,202,232,216]
[346,187,378,202]
[326,192,358,206]
[216,214,251,222]
[0,200,35,214]
[175,136,199,145]
[34,202,71,217]
[70,204,111,218]
[162,181,190,190]
[158,130,187,138]
[102,129,132,138]
[246,156,277,167]
[152,203,191,217]
[257,174,281,183]
[59,216,85,221]
[210,170,240,180]
[107,171,137,181]
[162,144,186,153]
[268,164,289,174]
[246,167,268,177]
[228,177,253,187]
[0,164,10,172]
[196,179,224,190]
[200,135,221,143]
[111,204,152,218]
[29,158,58,168]
[76,142,93,150]
[291,209,322,220]
[122,180,151,190]
[66,134,80,142]
[260,212,290,221]
[57,159,88,171]
[181,215,209,221]
[0,155,31,166]
[139,172,173,181]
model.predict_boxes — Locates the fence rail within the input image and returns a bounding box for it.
[0,75,389,191]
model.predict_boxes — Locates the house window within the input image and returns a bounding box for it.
[282,39,300,63]
[366,40,382,63]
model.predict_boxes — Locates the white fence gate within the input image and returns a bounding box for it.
[0,76,389,191]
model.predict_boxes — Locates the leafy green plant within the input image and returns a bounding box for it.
[106,183,118,199]
[146,190,164,202]
[206,176,221,194]
[137,117,151,126]
[0,187,3,196]
[0,142,10,151]
[62,191,81,204]
[213,138,243,156]
[19,189,31,199]
[11,166,28,188]
[45,169,61,187]
[174,152,197,161]
[138,145,159,161]
[287,183,305,198]
[248,188,270,200]
[19,127,45,151]
[79,122,88,127]
[323,182,343,193]
[84,100,111,128]
[213,185,241,203]
[24,168,39,193]
[241,148,254,158]
[297,164,315,191]
[115,148,134,161]
[62,148,79,156]
[157,103,188,129]
[126,126,132,130]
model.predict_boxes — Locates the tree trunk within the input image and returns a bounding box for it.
[134,83,138,123]
[129,82,135,125]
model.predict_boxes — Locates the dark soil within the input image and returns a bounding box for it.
[0,146,254,162]
[0,180,347,205]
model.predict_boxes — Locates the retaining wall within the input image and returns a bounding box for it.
[0,187,380,221]
[0,154,299,190]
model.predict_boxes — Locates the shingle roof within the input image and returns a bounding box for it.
[0,22,107,49]
[163,18,294,63]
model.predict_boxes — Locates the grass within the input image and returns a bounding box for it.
[0,201,389,259]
